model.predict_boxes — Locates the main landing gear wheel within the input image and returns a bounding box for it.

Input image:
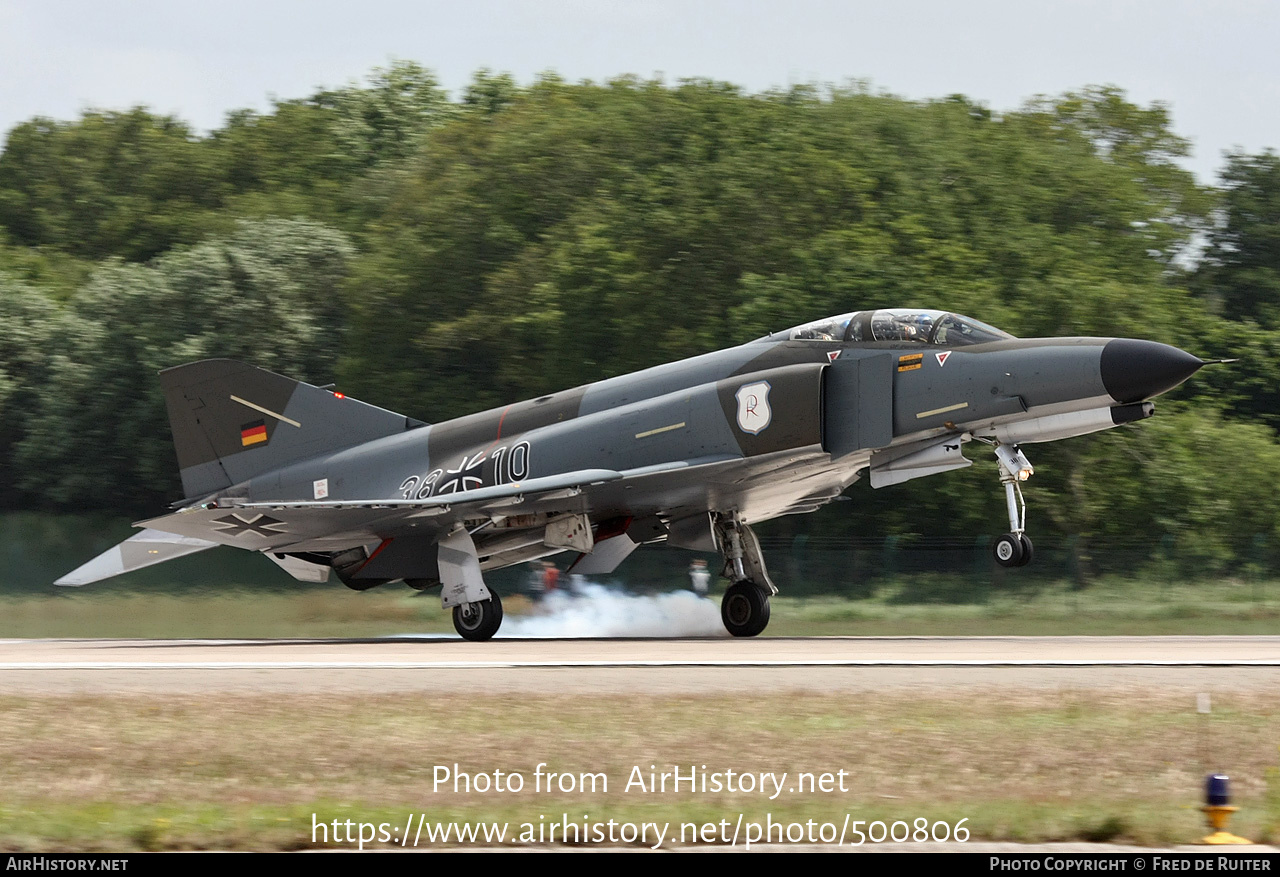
[453,590,503,641]
[721,582,771,638]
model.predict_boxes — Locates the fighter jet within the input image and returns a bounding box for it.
[57,308,1209,640]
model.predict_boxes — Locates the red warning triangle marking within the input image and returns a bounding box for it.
[827,350,841,363]
[935,351,952,367]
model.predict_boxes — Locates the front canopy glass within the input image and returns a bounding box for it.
[786,309,1013,346]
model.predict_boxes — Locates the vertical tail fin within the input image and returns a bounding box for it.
[160,359,423,499]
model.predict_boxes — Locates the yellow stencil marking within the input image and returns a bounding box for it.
[635,422,686,439]
[916,402,969,419]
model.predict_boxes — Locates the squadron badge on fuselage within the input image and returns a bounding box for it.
[735,381,773,435]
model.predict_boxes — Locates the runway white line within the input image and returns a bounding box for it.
[5,659,1280,670]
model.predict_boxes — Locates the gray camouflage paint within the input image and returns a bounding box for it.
[144,329,1173,582]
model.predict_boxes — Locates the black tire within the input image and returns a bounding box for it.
[1015,534,1034,567]
[721,582,771,637]
[452,590,504,641]
[993,533,1023,568]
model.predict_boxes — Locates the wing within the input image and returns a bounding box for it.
[136,468,629,552]
[60,456,756,586]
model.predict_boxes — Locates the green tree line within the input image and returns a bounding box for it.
[1,62,1278,573]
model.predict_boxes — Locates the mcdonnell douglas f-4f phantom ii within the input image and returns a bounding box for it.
[58,308,1210,640]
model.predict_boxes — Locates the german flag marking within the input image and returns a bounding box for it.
[241,420,268,447]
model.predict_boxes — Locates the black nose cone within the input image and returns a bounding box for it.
[1101,339,1204,403]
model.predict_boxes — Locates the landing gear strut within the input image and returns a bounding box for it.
[991,444,1035,568]
[715,516,777,637]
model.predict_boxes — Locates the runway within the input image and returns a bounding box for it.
[4,635,1280,694]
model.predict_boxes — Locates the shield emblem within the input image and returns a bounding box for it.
[735,381,773,435]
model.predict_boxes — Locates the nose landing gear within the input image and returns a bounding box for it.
[991,444,1035,568]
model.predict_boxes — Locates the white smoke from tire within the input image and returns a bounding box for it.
[498,580,728,638]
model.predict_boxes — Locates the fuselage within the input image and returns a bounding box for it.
[56,307,1208,632]
[241,309,1203,563]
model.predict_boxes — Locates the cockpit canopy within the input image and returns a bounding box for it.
[782,309,1013,347]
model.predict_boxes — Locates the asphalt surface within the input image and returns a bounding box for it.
[3,635,1280,693]
[6,635,1279,854]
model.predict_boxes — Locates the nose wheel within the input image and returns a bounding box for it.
[993,532,1034,568]
[990,444,1035,568]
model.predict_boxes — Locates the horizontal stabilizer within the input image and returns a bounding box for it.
[54,529,218,586]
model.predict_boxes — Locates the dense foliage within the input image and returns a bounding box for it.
[0,63,1276,572]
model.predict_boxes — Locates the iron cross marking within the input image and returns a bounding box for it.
[213,513,287,538]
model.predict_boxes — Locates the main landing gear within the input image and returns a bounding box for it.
[440,526,505,641]
[990,443,1035,568]
[722,581,771,637]
[715,517,777,637]
[453,589,504,641]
